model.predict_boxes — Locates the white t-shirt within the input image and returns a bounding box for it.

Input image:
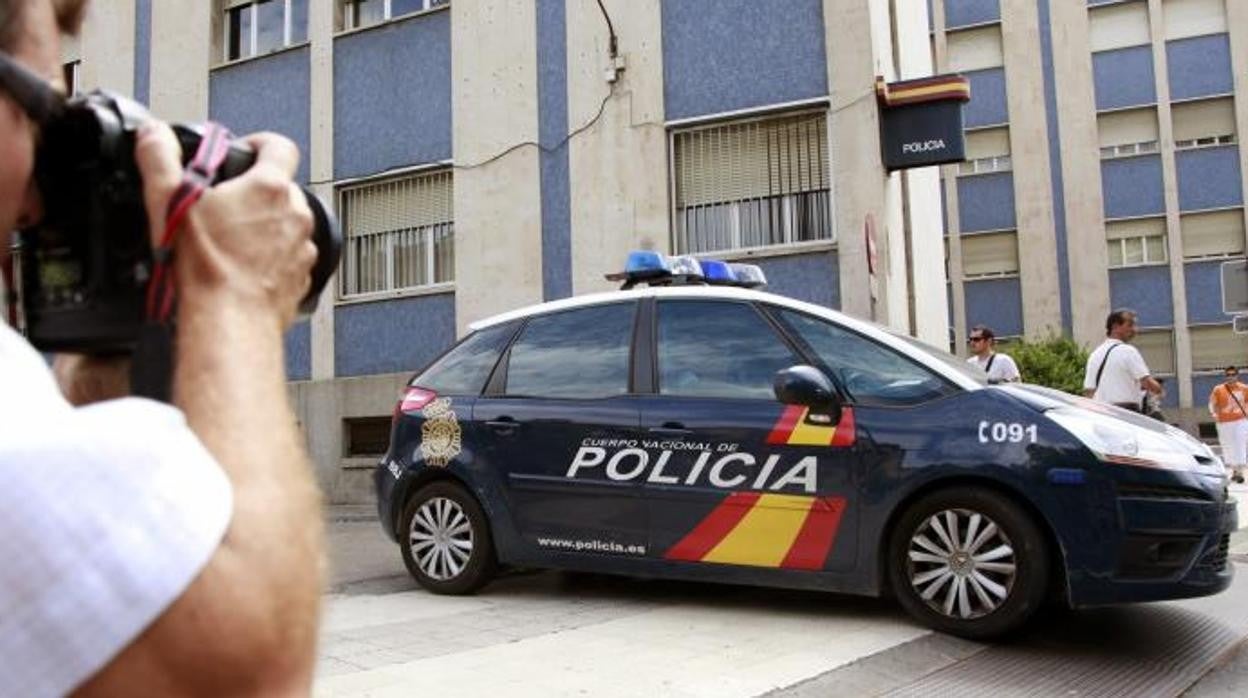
[967,352,1021,383]
[0,323,232,697]
[1083,338,1151,405]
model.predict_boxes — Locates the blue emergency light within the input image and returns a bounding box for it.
[606,251,768,290]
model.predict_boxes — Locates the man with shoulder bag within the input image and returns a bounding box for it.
[1083,309,1164,419]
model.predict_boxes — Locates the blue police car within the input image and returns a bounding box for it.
[376,251,1235,639]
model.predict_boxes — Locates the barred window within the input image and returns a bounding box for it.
[671,111,833,255]
[338,170,454,298]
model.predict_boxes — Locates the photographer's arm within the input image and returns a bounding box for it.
[76,126,323,696]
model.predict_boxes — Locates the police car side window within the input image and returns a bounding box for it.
[657,300,799,400]
[775,308,957,406]
[505,303,635,399]
[415,322,515,396]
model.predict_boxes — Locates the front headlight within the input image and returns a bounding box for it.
[1047,407,1221,474]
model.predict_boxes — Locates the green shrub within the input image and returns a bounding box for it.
[1006,335,1089,395]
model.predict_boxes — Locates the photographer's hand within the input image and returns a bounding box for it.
[77,122,324,696]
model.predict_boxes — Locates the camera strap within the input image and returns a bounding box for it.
[132,123,233,403]
[144,122,234,324]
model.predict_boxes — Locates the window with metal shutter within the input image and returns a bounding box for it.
[1135,329,1176,375]
[1190,325,1242,371]
[946,25,1004,72]
[1162,0,1228,41]
[1172,97,1237,144]
[1089,1,1153,52]
[959,127,1012,174]
[671,111,832,254]
[961,231,1019,278]
[337,169,454,297]
[1098,108,1160,148]
[1181,209,1245,259]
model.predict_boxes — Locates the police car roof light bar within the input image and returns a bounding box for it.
[607,251,772,290]
[700,259,737,285]
[730,263,767,288]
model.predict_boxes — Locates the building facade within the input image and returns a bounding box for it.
[933,0,1248,436]
[60,0,1246,501]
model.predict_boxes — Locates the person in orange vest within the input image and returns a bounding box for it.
[1208,365,1248,484]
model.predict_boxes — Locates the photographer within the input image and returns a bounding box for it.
[1,1,324,695]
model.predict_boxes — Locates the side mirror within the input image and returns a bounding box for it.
[774,365,842,423]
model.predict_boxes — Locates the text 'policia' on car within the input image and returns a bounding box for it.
[375,250,1236,639]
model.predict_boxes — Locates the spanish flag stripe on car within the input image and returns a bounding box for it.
[667,494,847,570]
[767,406,856,447]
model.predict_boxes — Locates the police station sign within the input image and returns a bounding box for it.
[877,74,971,171]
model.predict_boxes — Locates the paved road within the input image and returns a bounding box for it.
[313,486,1248,697]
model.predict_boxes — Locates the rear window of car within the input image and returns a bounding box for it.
[414,322,515,396]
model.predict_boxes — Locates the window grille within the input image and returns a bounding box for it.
[338,169,454,298]
[671,111,833,255]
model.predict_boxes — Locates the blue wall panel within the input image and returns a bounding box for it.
[134,0,151,104]
[945,0,1001,28]
[209,47,311,183]
[284,321,311,381]
[1185,261,1234,325]
[1176,147,1243,212]
[334,14,452,179]
[1193,374,1226,408]
[661,0,827,120]
[538,0,572,301]
[1109,266,1174,327]
[1167,34,1234,101]
[957,173,1016,232]
[336,293,457,377]
[1092,46,1156,111]
[964,278,1023,337]
[754,252,839,310]
[964,68,1009,128]
[1101,155,1165,218]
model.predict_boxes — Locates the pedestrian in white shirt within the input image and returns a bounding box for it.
[1082,309,1163,413]
[1,1,324,694]
[966,325,1021,384]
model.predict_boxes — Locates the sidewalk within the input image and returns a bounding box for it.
[326,504,377,523]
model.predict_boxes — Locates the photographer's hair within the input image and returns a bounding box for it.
[1105,308,1137,335]
[0,1,87,51]
[970,325,995,341]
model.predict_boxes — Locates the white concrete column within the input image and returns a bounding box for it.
[451,1,544,334]
[1149,0,1194,409]
[1048,0,1111,350]
[148,0,211,122]
[895,0,949,348]
[1000,0,1063,339]
[566,0,668,295]
[931,0,967,356]
[824,0,892,324]
[75,0,135,95]
[309,0,335,381]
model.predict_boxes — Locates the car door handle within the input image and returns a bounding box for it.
[486,417,519,434]
[648,423,693,436]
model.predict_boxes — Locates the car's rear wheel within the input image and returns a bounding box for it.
[888,487,1049,639]
[400,481,496,594]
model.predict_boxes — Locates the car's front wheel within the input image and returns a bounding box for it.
[888,487,1049,639]
[400,481,497,595]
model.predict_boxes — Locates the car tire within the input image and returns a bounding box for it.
[888,486,1049,640]
[400,481,497,595]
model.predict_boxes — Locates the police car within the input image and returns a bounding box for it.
[375,251,1236,639]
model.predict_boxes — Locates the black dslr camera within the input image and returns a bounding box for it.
[16,90,341,353]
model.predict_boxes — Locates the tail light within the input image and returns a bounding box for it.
[393,386,437,425]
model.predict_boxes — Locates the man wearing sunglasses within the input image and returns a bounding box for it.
[1,1,324,695]
[965,325,1020,385]
[1208,366,1248,484]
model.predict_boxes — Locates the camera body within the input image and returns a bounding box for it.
[17,90,341,353]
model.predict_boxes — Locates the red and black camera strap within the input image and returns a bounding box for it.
[132,122,233,402]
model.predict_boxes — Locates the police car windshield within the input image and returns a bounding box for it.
[884,330,988,386]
